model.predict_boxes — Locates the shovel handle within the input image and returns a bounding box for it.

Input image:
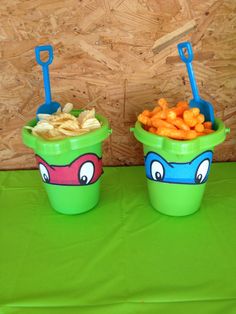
[35,45,53,66]
[35,45,53,104]
[178,42,193,63]
[177,42,200,102]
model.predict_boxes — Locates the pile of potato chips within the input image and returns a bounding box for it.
[25,103,101,140]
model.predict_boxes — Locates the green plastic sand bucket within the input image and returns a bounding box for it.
[132,119,229,216]
[22,110,111,215]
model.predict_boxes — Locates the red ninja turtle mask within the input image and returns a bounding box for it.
[36,154,103,186]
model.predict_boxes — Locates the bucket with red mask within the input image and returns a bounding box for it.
[22,110,111,214]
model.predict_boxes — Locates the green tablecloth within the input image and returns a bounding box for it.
[1,163,236,314]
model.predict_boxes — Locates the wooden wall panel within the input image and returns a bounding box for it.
[0,0,235,169]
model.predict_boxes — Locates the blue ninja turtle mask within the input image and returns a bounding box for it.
[145,151,213,185]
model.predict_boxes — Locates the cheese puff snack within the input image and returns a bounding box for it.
[138,99,215,140]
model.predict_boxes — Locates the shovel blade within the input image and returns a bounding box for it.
[36,101,61,120]
[189,99,215,124]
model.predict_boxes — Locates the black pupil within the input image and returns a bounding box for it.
[195,173,203,183]
[43,174,49,182]
[80,175,88,184]
[155,172,162,180]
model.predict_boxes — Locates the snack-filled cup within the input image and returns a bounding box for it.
[132,118,229,216]
[22,110,111,215]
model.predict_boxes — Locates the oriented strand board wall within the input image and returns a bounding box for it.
[0,0,235,169]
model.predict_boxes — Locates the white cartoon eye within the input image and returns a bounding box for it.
[151,161,164,181]
[39,163,50,183]
[195,159,210,183]
[79,161,94,185]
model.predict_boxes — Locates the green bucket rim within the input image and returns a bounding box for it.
[131,118,229,155]
[22,110,111,155]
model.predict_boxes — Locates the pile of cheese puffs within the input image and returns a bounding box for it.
[138,98,214,140]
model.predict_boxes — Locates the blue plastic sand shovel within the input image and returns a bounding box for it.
[35,45,61,118]
[178,42,215,124]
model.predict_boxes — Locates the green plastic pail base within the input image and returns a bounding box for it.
[147,179,206,216]
[45,180,101,215]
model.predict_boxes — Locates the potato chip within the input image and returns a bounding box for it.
[58,128,89,137]
[63,103,73,113]
[40,131,66,141]
[50,113,77,123]
[81,118,101,130]
[37,114,51,121]
[59,120,80,131]
[77,108,95,126]
[56,106,62,114]
[34,122,54,132]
